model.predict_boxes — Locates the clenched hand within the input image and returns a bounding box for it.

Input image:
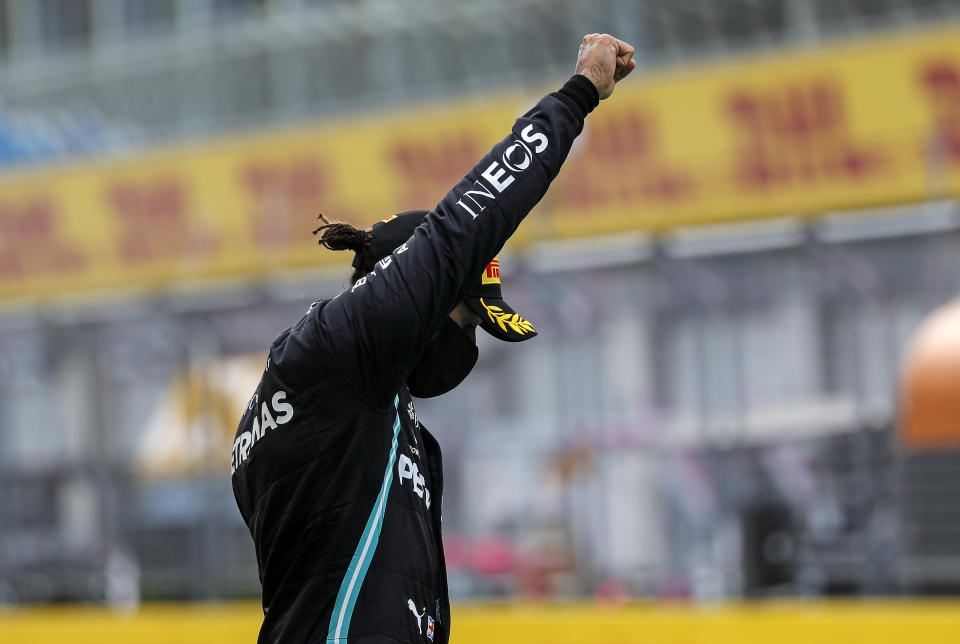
[575,33,636,100]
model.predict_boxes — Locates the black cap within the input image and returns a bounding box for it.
[463,257,537,342]
[354,211,537,343]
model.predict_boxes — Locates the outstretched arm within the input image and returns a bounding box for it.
[309,35,636,408]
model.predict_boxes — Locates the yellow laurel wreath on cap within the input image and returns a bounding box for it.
[480,298,535,335]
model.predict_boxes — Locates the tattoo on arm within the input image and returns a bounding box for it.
[591,57,607,80]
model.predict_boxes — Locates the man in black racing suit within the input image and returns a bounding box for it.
[231,34,636,643]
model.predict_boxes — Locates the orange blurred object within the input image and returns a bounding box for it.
[900,299,960,449]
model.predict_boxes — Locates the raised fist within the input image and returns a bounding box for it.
[575,33,636,100]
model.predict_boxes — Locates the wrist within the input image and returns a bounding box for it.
[551,74,600,120]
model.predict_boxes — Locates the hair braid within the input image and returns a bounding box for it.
[312,215,371,252]
[312,213,373,284]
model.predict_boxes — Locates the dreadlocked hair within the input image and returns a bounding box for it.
[312,213,373,284]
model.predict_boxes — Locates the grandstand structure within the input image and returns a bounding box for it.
[1,0,960,152]
[1,0,959,604]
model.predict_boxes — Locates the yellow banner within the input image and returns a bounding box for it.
[2,25,960,303]
[0,601,958,644]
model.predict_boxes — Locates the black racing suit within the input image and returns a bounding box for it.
[231,75,599,643]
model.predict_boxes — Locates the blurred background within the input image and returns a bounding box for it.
[1,0,960,641]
